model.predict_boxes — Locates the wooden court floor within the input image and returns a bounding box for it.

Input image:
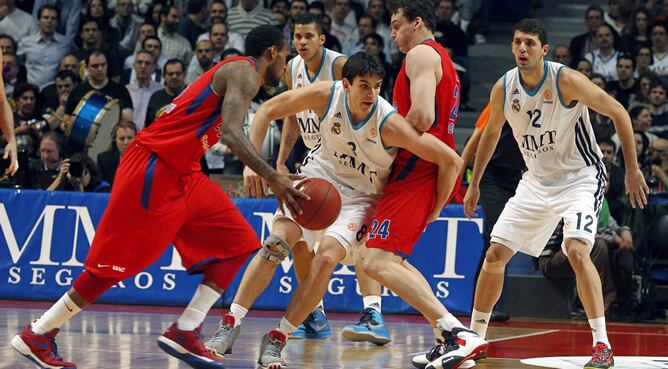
[1,300,666,369]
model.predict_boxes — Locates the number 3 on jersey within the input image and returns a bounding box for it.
[368,219,391,240]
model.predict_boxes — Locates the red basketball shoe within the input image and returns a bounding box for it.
[11,323,76,368]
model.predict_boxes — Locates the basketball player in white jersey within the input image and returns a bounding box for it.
[435,19,648,369]
[231,53,461,369]
[238,13,392,345]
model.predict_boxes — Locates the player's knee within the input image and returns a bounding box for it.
[362,258,383,280]
[259,234,290,264]
[313,248,342,271]
[485,244,511,265]
[566,246,590,270]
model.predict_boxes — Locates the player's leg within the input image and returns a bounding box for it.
[341,245,392,345]
[289,240,332,340]
[257,236,347,369]
[12,144,183,368]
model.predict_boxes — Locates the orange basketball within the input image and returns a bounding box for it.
[293,178,342,230]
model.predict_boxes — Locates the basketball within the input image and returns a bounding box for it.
[293,178,342,230]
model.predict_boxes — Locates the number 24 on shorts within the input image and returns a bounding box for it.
[368,219,391,240]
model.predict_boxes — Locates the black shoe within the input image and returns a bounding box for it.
[490,310,510,323]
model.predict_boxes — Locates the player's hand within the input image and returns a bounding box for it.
[463,185,480,219]
[625,167,649,209]
[268,173,309,217]
[276,163,290,175]
[243,166,268,198]
[3,139,18,176]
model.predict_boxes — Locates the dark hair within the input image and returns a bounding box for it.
[595,23,614,36]
[0,34,16,51]
[85,49,107,65]
[221,48,243,59]
[388,0,436,31]
[650,80,667,93]
[309,1,325,13]
[651,21,668,34]
[12,83,39,101]
[629,105,649,121]
[160,4,178,19]
[513,18,548,46]
[244,25,287,58]
[163,58,185,74]
[363,32,384,50]
[41,132,64,156]
[576,58,592,68]
[142,35,162,49]
[293,13,323,34]
[617,53,635,70]
[359,13,376,28]
[209,19,228,34]
[68,153,103,189]
[37,4,59,19]
[135,49,154,61]
[634,45,652,62]
[55,69,79,83]
[628,8,653,38]
[79,16,101,33]
[342,52,385,82]
[187,0,207,14]
[584,5,603,19]
[598,138,616,150]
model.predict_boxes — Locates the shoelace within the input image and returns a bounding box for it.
[210,324,235,345]
[591,346,609,363]
[266,337,283,358]
[426,344,446,361]
[50,337,63,361]
[357,308,375,325]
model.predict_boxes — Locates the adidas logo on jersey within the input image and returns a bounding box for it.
[512,88,520,95]
[334,111,343,118]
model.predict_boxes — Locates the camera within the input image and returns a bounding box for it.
[69,160,84,177]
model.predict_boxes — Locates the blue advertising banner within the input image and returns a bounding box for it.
[0,189,484,314]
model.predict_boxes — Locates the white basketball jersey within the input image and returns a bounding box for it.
[503,61,604,182]
[291,48,346,148]
[301,81,397,194]
[585,49,620,81]
[649,51,668,77]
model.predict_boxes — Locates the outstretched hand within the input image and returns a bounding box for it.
[267,173,309,217]
[243,166,269,198]
[625,167,649,209]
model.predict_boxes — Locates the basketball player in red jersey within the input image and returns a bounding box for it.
[360,2,488,369]
[11,25,306,369]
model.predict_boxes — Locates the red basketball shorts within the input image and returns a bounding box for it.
[366,171,436,257]
[84,142,260,279]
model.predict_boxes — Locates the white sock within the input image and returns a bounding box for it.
[363,295,382,312]
[177,284,220,331]
[470,309,491,339]
[277,317,298,335]
[588,317,611,348]
[31,294,81,335]
[435,313,466,341]
[228,303,248,327]
[314,300,325,313]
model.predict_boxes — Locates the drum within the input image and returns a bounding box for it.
[66,90,120,161]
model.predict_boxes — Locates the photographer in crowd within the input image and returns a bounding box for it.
[46,153,110,192]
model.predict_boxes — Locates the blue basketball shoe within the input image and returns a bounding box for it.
[289,308,332,339]
[341,307,392,345]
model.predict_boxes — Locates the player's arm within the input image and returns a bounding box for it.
[0,49,17,175]
[214,62,308,214]
[460,102,492,179]
[381,112,463,222]
[404,45,441,132]
[464,77,506,218]
[558,67,649,209]
[332,55,347,80]
[275,58,300,174]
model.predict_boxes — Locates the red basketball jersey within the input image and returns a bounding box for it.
[136,56,256,173]
[391,40,460,180]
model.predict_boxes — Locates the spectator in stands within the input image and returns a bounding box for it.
[187,39,214,84]
[551,44,572,67]
[126,49,161,130]
[227,0,276,38]
[97,121,136,185]
[634,46,653,78]
[13,82,44,159]
[650,138,668,191]
[329,0,355,45]
[28,131,62,189]
[145,58,185,127]
[177,0,207,49]
[157,5,192,63]
[585,24,623,82]
[342,14,375,56]
[575,58,593,78]
[649,80,668,138]
[208,0,227,24]
[271,0,289,39]
[39,54,81,119]
[46,153,110,192]
[615,105,658,155]
[0,0,38,42]
[367,0,397,64]
[362,33,392,100]
[599,138,626,222]
[633,71,658,105]
[649,22,668,78]
[132,22,157,52]
[65,50,134,128]
[284,0,308,42]
[196,21,230,64]
[85,0,120,55]
[32,0,81,42]
[2,52,20,98]
[75,18,122,80]
[0,32,15,55]
[41,70,79,131]
[145,1,164,27]
[604,0,631,35]
[320,13,342,53]
[435,0,468,59]
[623,7,652,53]
[608,54,636,108]
[569,5,623,59]
[221,48,242,60]
[111,0,143,52]
[124,36,165,84]
[17,4,72,90]
[206,0,244,52]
